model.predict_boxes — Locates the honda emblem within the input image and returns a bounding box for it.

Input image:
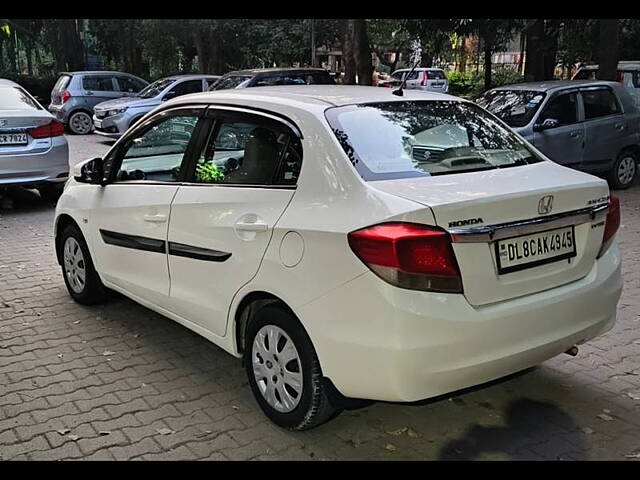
[538,195,554,215]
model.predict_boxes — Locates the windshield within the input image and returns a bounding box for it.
[138,78,175,98]
[476,90,546,127]
[325,101,543,181]
[0,86,42,110]
[210,75,252,91]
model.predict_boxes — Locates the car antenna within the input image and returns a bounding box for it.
[392,58,421,97]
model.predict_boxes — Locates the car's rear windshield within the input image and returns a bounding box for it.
[210,75,252,91]
[476,89,546,127]
[325,100,543,181]
[0,86,42,110]
[52,74,71,93]
[138,78,175,98]
[254,72,335,87]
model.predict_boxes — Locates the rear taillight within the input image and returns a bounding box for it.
[28,120,65,139]
[421,72,428,86]
[61,90,71,104]
[348,222,462,293]
[598,196,620,258]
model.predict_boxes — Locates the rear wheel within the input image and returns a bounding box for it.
[244,304,341,430]
[608,149,637,190]
[60,224,108,305]
[68,111,92,135]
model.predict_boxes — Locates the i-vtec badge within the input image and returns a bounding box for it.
[449,218,484,228]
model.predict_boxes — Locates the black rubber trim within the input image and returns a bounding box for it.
[168,241,231,262]
[99,229,166,253]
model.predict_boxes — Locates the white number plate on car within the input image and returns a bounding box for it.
[0,133,28,145]
[495,226,576,274]
[94,119,102,128]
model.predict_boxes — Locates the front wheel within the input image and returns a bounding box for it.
[245,304,341,430]
[608,150,638,190]
[59,224,108,305]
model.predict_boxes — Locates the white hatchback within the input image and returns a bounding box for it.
[54,86,622,430]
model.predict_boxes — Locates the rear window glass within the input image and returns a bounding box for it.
[477,89,546,127]
[582,88,620,119]
[0,87,42,110]
[82,76,114,91]
[426,70,446,80]
[325,101,543,181]
[53,74,71,92]
[210,75,252,91]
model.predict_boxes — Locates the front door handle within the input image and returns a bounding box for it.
[234,220,268,232]
[614,123,625,131]
[569,130,582,138]
[143,214,167,223]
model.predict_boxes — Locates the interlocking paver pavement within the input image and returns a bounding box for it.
[0,134,639,460]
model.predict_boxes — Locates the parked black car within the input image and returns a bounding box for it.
[210,68,335,90]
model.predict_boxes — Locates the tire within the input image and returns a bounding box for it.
[244,304,342,430]
[59,224,108,305]
[37,183,63,202]
[607,149,638,190]
[68,111,93,135]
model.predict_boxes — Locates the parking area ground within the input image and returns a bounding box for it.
[0,133,639,460]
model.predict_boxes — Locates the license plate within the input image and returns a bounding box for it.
[94,119,102,129]
[431,82,444,87]
[0,133,28,145]
[495,226,576,274]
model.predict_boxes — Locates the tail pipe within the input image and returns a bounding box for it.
[565,346,579,357]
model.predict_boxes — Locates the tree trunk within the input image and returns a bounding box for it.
[353,19,372,85]
[342,20,356,84]
[483,42,492,91]
[543,20,560,80]
[524,19,545,82]
[597,19,619,81]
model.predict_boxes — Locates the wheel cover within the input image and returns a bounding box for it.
[251,325,303,413]
[617,156,636,185]
[71,112,92,134]
[63,237,86,294]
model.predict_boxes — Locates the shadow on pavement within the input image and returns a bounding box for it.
[437,398,587,460]
[0,186,56,213]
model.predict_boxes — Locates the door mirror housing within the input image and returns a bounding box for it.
[162,91,177,101]
[534,118,560,132]
[73,157,105,185]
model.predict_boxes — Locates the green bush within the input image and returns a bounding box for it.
[195,161,225,183]
[447,65,524,100]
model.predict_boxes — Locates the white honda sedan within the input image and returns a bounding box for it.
[54,86,622,430]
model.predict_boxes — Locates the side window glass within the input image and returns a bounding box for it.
[169,80,203,97]
[192,118,302,185]
[582,89,620,119]
[115,115,198,182]
[82,76,114,91]
[540,93,578,126]
[407,71,419,80]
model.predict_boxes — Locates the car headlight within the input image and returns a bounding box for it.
[107,107,128,117]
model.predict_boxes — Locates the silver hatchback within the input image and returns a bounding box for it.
[0,79,69,200]
[478,80,640,189]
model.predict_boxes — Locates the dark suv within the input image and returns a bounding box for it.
[48,71,148,135]
[210,68,335,91]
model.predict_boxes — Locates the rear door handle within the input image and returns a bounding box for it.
[143,214,167,223]
[614,123,625,131]
[234,220,268,232]
[85,91,94,96]
[569,130,582,138]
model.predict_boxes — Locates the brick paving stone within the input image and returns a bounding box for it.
[1,135,640,459]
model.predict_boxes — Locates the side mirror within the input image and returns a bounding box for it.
[533,118,560,132]
[73,157,105,185]
[162,91,177,101]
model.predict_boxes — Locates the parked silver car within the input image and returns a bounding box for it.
[572,61,640,107]
[48,71,149,135]
[389,67,449,93]
[92,74,219,138]
[478,80,640,189]
[0,79,69,200]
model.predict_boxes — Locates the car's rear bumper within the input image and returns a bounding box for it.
[48,105,69,124]
[0,137,69,187]
[298,243,622,402]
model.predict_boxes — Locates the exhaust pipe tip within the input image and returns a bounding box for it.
[565,346,579,357]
